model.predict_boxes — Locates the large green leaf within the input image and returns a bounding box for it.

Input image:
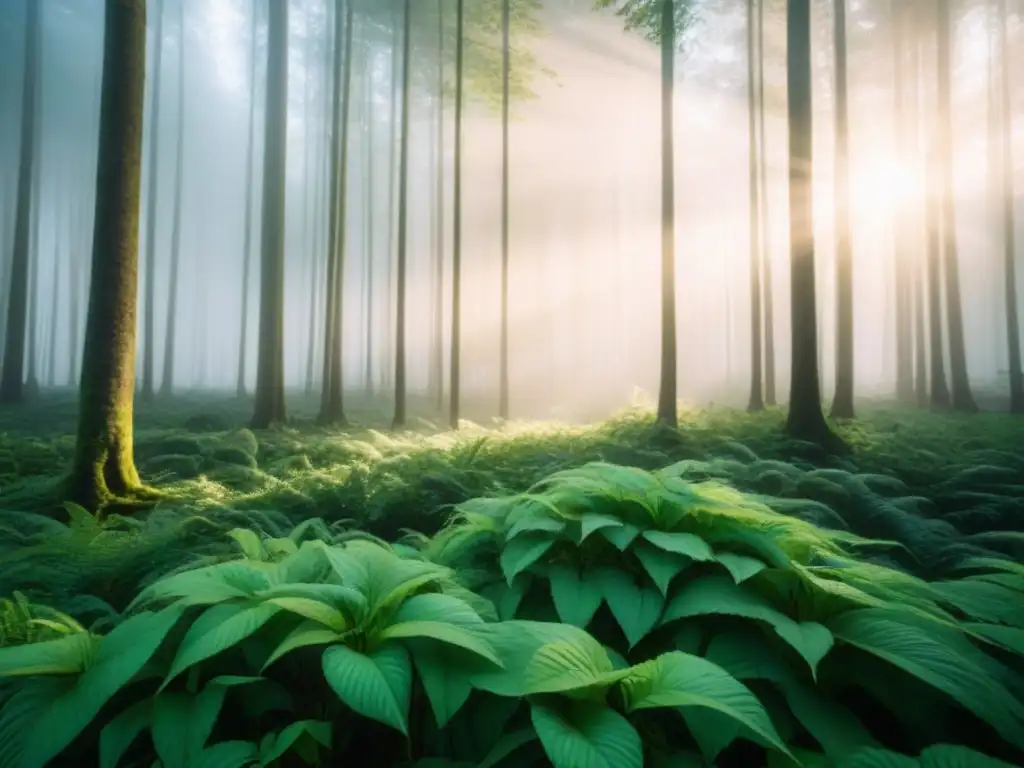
[596,568,664,648]
[478,729,540,768]
[0,631,99,677]
[393,593,485,626]
[128,561,271,610]
[531,701,642,768]
[523,636,626,696]
[501,535,556,584]
[600,521,642,551]
[379,621,502,666]
[917,745,1021,767]
[663,576,834,678]
[642,530,715,562]
[258,720,332,765]
[410,642,478,728]
[99,699,152,768]
[830,609,1024,749]
[579,512,625,542]
[18,605,186,768]
[264,597,347,632]
[262,620,345,670]
[621,651,790,757]
[633,540,690,595]
[164,602,281,686]
[187,740,259,768]
[506,514,566,540]
[547,565,605,628]
[715,552,767,584]
[322,641,412,734]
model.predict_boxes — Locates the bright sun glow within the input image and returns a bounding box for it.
[851,158,922,212]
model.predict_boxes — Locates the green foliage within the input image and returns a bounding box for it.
[594,0,700,46]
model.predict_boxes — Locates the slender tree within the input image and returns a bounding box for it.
[784,0,841,448]
[237,0,260,397]
[757,0,775,407]
[140,0,165,402]
[830,0,854,418]
[160,1,186,397]
[67,200,83,386]
[936,0,977,412]
[25,159,41,398]
[364,42,376,395]
[656,0,678,427]
[449,0,465,429]
[319,0,355,425]
[925,145,950,409]
[498,0,512,419]
[0,0,41,404]
[251,0,289,428]
[66,0,148,509]
[893,0,913,403]
[430,0,445,411]
[745,0,763,413]
[996,0,1022,412]
[393,0,413,429]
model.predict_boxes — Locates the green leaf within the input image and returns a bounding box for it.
[128,561,271,610]
[507,514,566,540]
[410,642,477,728]
[379,621,502,666]
[547,565,605,628]
[579,512,624,542]
[501,535,556,584]
[0,632,99,677]
[322,642,412,734]
[531,701,642,768]
[228,528,266,561]
[20,606,186,768]
[621,651,790,757]
[633,540,690,595]
[523,637,626,696]
[189,740,259,768]
[918,745,1021,767]
[781,680,879,756]
[262,620,344,670]
[597,568,664,648]
[642,530,715,561]
[715,553,767,584]
[830,609,1024,750]
[264,597,346,632]
[99,699,152,768]
[836,749,919,768]
[393,593,485,626]
[663,576,834,678]
[258,720,332,765]
[600,522,641,551]
[164,602,281,686]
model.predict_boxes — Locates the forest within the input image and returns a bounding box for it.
[0,0,1022,765]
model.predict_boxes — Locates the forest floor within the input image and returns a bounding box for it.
[0,390,1021,615]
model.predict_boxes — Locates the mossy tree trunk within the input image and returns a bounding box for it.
[745,0,763,414]
[0,0,41,405]
[66,0,147,510]
[784,0,841,449]
[392,0,413,430]
[251,0,289,429]
[830,0,855,420]
[656,0,678,428]
[936,0,977,413]
[319,0,354,426]
[449,0,465,429]
[140,0,165,403]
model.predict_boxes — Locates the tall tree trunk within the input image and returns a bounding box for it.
[656,0,678,428]
[830,0,854,418]
[499,0,511,420]
[996,0,1022,412]
[936,0,977,412]
[46,233,60,387]
[384,9,401,392]
[364,53,376,396]
[431,0,445,412]
[67,0,147,509]
[784,0,841,448]
[925,147,950,409]
[757,0,775,407]
[251,0,289,429]
[0,0,41,404]
[893,0,913,402]
[745,0,764,413]
[449,0,464,429]
[68,201,83,387]
[140,0,164,402]
[392,0,413,429]
[237,0,260,397]
[319,0,354,425]
[25,166,40,397]
[160,3,185,398]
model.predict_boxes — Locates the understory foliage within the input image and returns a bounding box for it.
[1,454,1023,767]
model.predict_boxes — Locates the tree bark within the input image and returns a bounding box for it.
[757,0,775,407]
[830,0,854,419]
[392,0,413,430]
[66,0,147,509]
[450,0,465,429]
[140,0,164,402]
[0,0,41,404]
[784,0,842,449]
[936,0,977,412]
[237,0,260,397]
[656,0,678,428]
[499,0,511,420]
[745,0,763,413]
[251,0,289,429]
